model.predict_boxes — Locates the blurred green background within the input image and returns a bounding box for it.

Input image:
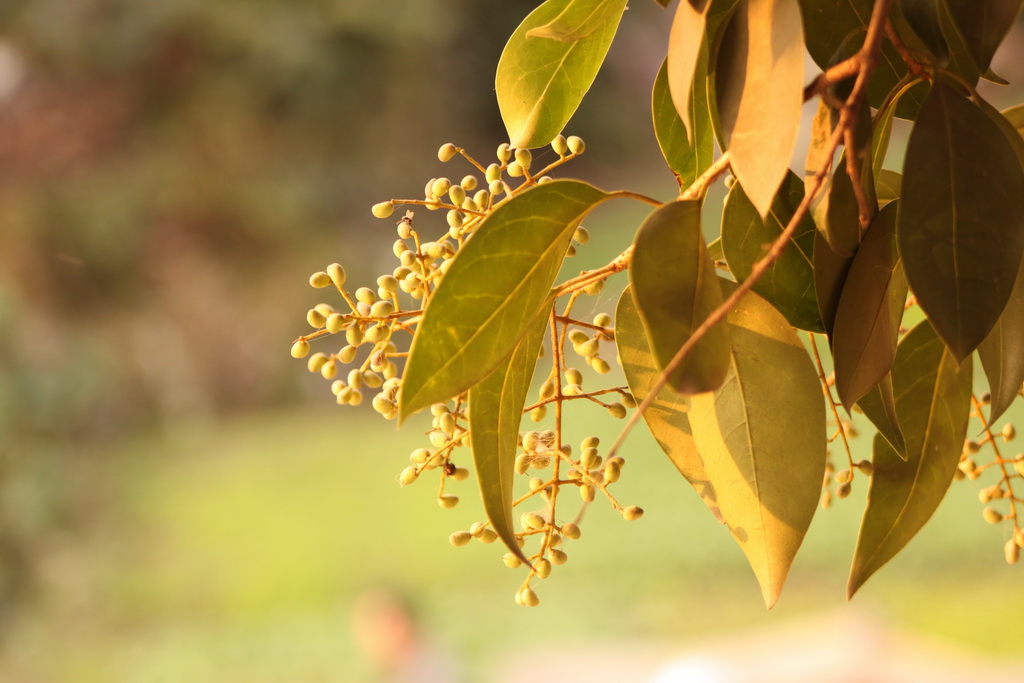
[0,1,1022,681]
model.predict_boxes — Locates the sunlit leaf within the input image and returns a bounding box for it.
[857,374,907,458]
[898,77,1024,361]
[689,283,826,608]
[526,0,629,42]
[496,0,626,148]
[399,180,609,420]
[714,0,805,217]
[630,200,730,394]
[615,286,723,521]
[666,0,709,140]
[653,56,715,186]
[833,201,907,411]
[848,321,973,597]
[469,307,550,564]
[723,171,824,332]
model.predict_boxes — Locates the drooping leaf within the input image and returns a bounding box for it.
[848,320,973,597]
[630,200,731,394]
[526,0,629,42]
[805,99,837,239]
[898,78,1024,361]
[798,0,926,118]
[666,0,710,140]
[689,282,826,608]
[813,229,856,341]
[944,0,1023,76]
[857,374,907,458]
[714,0,805,217]
[615,286,723,521]
[399,180,609,420]
[722,170,824,332]
[875,170,902,206]
[978,263,1024,428]
[822,150,875,256]
[895,0,949,62]
[704,0,742,151]
[833,201,907,411]
[653,58,715,187]
[469,308,550,564]
[496,0,626,148]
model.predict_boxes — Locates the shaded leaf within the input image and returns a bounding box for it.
[935,0,981,84]
[689,282,826,608]
[945,0,1023,76]
[723,171,824,332]
[833,201,907,411]
[630,200,731,394]
[667,0,710,140]
[526,0,629,42]
[897,78,1024,361]
[653,58,715,186]
[469,308,550,564]
[857,374,907,457]
[978,263,1024,428]
[875,170,902,206]
[848,321,973,597]
[704,0,742,151]
[823,150,875,256]
[813,229,856,341]
[615,286,723,521]
[714,0,805,217]
[496,0,626,148]
[708,235,725,263]
[1005,103,1024,133]
[399,180,608,420]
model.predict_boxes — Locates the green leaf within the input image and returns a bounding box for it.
[722,170,824,332]
[798,0,926,118]
[526,0,629,42]
[978,263,1024,428]
[704,0,742,151]
[653,56,715,186]
[714,0,805,217]
[813,229,856,341]
[848,320,973,598]
[399,180,609,420]
[833,201,907,411]
[897,78,1024,361]
[615,285,723,521]
[469,306,550,564]
[857,374,907,458]
[875,170,902,206]
[689,283,826,608]
[944,0,1023,76]
[1005,103,1024,133]
[822,150,875,256]
[707,235,724,262]
[666,0,709,140]
[496,0,626,148]
[630,200,731,394]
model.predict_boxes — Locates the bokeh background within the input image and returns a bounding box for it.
[0,1,1022,681]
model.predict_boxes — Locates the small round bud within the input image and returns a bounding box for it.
[966,440,982,454]
[473,190,491,209]
[409,448,432,464]
[326,313,346,334]
[604,461,621,484]
[581,447,601,470]
[432,177,452,198]
[438,412,456,435]
[488,179,505,196]
[438,143,458,162]
[983,507,1003,524]
[539,378,557,400]
[399,466,418,486]
[573,226,590,244]
[306,308,326,328]
[451,466,470,481]
[855,460,874,476]
[370,300,394,318]
[980,392,992,405]
[583,279,605,296]
[522,512,546,531]
[496,143,512,163]
[566,135,585,154]
[568,329,589,345]
[591,357,611,374]
[485,163,502,183]
[515,454,531,474]
[580,485,595,502]
[397,220,413,240]
[607,402,627,419]
[1007,539,1021,565]
[429,430,448,449]
[621,393,637,408]
[565,368,583,386]
[446,209,464,229]
[561,522,581,540]
[835,481,852,499]
[372,201,395,219]
[309,271,332,288]
[448,184,466,206]
[534,558,552,579]
[460,175,478,191]
[1014,455,1024,477]
[623,505,644,521]
[514,148,532,170]
[449,530,472,547]
[320,359,338,380]
[506,161,523,178]
[519,586,540,607]
[307,352,329,373]
[503,552,523,569]
[530,405,547,422]
[834,469,852,484]
[324,263,346,287]
[290,340,311,358]
[438,494,459,509]
[593,313,612,328]
[339,345,358,364]
[478,529,497,544]
[565,244,577,258]
[1002,423,1017,442]
[551,134,568,156]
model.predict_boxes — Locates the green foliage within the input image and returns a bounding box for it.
[291,0,1024,609]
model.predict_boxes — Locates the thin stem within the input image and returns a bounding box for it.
[809,333,855,472]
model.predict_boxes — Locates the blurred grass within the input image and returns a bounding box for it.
[5,395,1021,682]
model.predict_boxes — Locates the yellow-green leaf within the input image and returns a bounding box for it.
[897,77,1024,361]
[833,201,907,411]
[631,200,730,394]
[469,307,550,564]
[615,285,723,521]
[689,283,826,608]
[813,229,856,342]
[526,0,629,42]
[848,320,973,598]
[715,0,805,217]
[653,56,715,186]
[857,374,907,458]
[496,0,626,148]
[399,180,608,420]
[723,171,824,332]
[666,0,710,140]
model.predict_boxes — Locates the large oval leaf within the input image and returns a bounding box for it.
[666,0,709,140]
[469,307,550,564]
[897,77,1024,361]
[653,57,715,187]
[857,374,907,458]
[944,0,1023,77]
[399,180,608,420]
[689,283,826,608]
[631,200,730,395]
[978,264,1024,428]
[496,0,626,148]
[833,201,907,411]
[615,286,723,521]
[714,0,805,217]
[526,0,629,42]
[848,320,973,597]
[722,170,824,332]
